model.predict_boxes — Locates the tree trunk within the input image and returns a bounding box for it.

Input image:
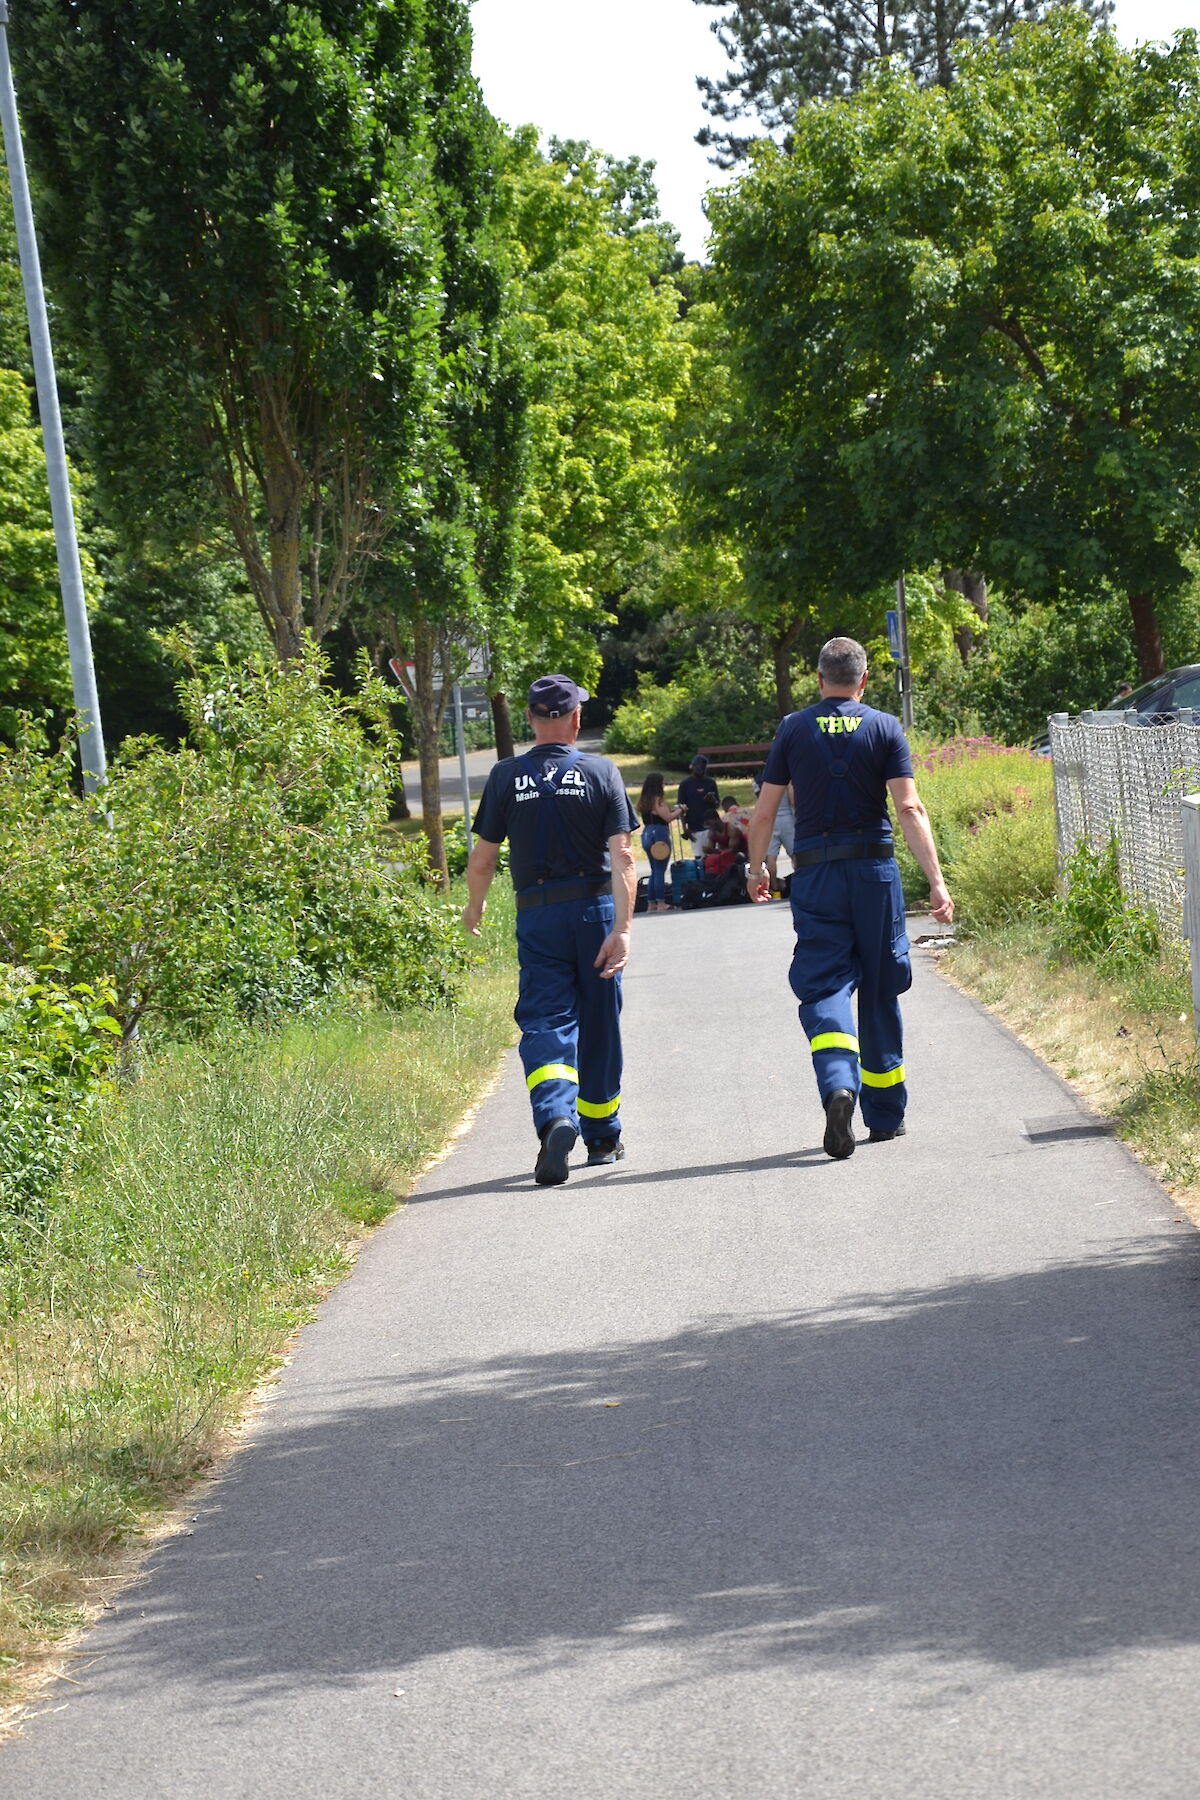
[260,384,306,659]
[410,616,449,886]
[491,691,516,761]
[771,619,803,718]
[387,778,411,822]
[1128,593,1164,685]
[944,569,988,667]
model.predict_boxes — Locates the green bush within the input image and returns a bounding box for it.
[604,673,690,754]
[443,818,509,881]
[951,798,1059,930]
[1050,835,1160,972]
[0,967,120,1212]
[0,647,467,1038]
[651,678,780,769]
[898,736,1052,905]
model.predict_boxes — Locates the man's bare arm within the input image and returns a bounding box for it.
[887,778,954,923]
[595,831,637,978]
[747,781,786,902]
[461,837,501,937]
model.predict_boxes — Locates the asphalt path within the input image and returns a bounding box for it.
[7,905,1200,1797]
[398,735,607,812]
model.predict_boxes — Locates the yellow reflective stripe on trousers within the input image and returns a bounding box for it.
[526,1063,578,1091]
[810,1033,860,1056]
[578,1094,620,1119]
[860,1064,906,1088]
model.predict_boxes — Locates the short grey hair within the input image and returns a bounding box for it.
[818,637,867,687]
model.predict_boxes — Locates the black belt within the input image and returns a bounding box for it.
[516,877,612,911]
[793,842,895,868]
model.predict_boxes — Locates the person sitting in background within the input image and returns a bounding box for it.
[722,794,752,838]
[702,807,723,854]
[638,772,682,913]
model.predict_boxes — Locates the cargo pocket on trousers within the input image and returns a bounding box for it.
[862,861,911,996]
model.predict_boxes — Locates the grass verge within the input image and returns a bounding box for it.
[0,888,518,1712]
[942,916,1200,1216]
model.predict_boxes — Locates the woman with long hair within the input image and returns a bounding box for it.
[637,772,681,912]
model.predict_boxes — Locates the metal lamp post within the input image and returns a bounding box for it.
[0,0,106,790]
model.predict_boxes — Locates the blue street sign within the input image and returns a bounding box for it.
[886,609,902,662]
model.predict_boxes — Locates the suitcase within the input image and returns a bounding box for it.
[634,874,650,915]
[670,856,704,906]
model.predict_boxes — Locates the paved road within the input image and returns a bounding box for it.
[399,734,606,812]
[7,906,1200,1798]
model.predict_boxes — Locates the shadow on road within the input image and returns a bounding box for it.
[410,1146,837,1204]
[93,1236,1200,1710]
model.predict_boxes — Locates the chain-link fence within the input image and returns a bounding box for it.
[1049,711,1200,935]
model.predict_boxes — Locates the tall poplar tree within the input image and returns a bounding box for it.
[12,0,451,661]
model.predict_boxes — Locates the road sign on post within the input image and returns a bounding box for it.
[885,610,901,662]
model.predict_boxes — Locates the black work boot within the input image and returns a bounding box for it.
[586,1135,625,1167]
[822,1088,856,1160]
[868,1123,907,1143]
[534,1118,577,1187]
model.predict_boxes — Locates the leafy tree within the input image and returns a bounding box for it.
[354,43,522,883]
[0,368,96,735]
[694,0,1111,164]
[89,551,263,747]
[12,0,453,660]
[497,132,691,698]
[703,16,1200,684]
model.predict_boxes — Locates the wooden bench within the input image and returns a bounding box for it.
[697,742,774,777]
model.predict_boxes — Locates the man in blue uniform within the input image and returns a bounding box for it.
[747,638,954,1160]
[463,675,638,1187]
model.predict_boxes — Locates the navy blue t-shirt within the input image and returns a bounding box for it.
[473,743,638,891]
[761,699,913,841]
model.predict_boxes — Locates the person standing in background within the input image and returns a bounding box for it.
[677,755,719,855]
[638,773,682,913]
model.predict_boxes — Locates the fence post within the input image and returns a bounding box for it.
[1182,795,1200,1071]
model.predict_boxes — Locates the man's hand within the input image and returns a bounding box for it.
[461,902,485,938]
[594,929,631,979]
[928,883,954,925]
[749,864,772,904]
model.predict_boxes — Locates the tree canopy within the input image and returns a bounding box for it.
[12,0,470,659]
[693,0,1112,163]
[497,132,692,690]
[702,15,1200,681]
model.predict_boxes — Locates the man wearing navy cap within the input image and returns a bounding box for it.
[463,675,638,1186]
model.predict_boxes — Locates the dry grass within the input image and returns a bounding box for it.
[942,922,1200,1221]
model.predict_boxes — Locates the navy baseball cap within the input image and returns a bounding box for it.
[528,674,589,717]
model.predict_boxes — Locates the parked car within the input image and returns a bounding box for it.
[1097,665,1200,720]
[1032,665,1200,751]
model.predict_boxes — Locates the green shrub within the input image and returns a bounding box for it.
[443,817,509,881]
[0,647,467,1038]
[1050,835,1160,972]
[651,678,779,769]
[898,736,1052,905]
[604,673,690,754]
[951,798,1059,930]
[0,967,120,1212]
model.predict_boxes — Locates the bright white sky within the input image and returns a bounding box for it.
[470,0,1196,261]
